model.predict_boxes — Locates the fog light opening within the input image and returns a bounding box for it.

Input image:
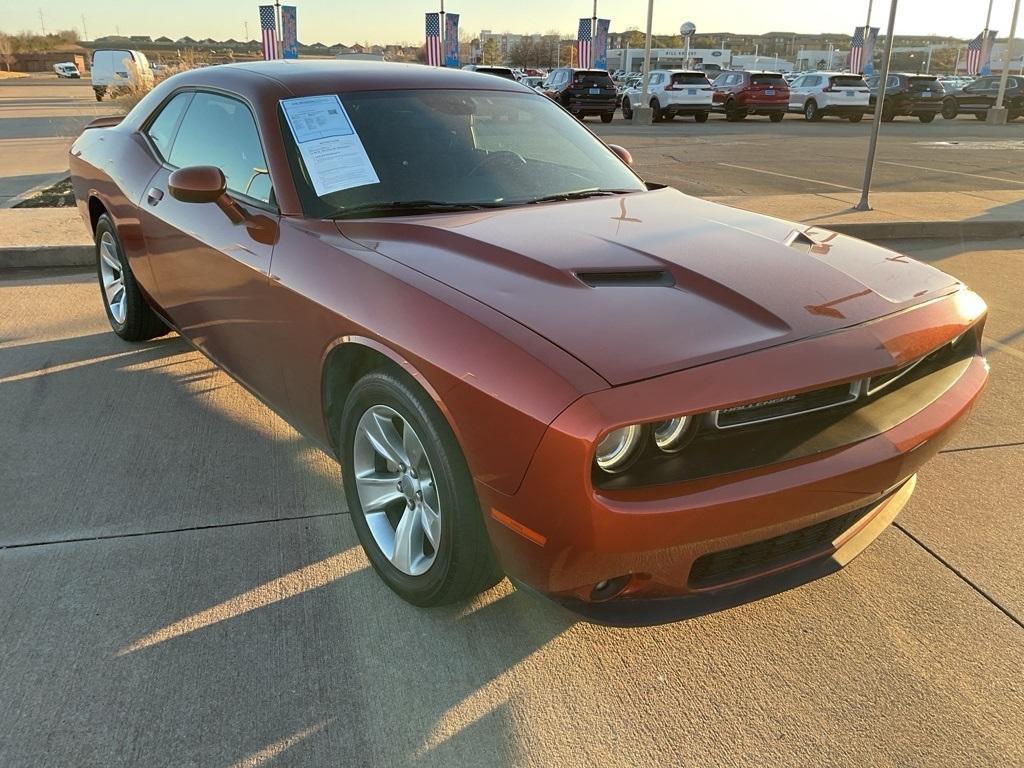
[590,574,632,602]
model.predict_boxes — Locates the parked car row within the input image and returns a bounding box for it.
[543,67,1022,124]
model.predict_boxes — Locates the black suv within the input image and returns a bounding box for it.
[867,73,945,122]
[541,68,618,122]
[941,75,1024,120]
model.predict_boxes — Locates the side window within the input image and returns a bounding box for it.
[887,75,899,88]
[791,76,805,88]
[168,92,272,204]
[808,76,822,87]
[145,91,193,160]
[650,74,663,86]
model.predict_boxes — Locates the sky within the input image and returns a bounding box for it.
[1,0,1018,45]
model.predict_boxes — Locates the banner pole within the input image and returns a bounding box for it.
[856,0,898,211]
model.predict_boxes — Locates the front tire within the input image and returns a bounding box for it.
[803,100,822,121]
[848,112,864,122]
[650,98,664,122]
[340,369,501,607]
[918,113,936,123]
[600,112,613,123]
[941,99,959,120]
[621,99,633,120]
[694,111,709,123]
[94,214,169,341]
[724,99,745,121]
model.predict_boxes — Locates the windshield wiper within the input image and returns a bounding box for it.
[331,199,508,219]
[525,189,638,205]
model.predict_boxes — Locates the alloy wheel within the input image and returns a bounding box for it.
[353,404,441,576]
[98,231,127,325]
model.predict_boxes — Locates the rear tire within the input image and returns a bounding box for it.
[94,214,169,342]
[848,112,864,122]
[93,86,106,102]
[600,112,613,123]
[621,99,633,120]
[769,111,784,123]
[650,98,664,122]
[694,111,709,123]
[975,111,987,120]
[881,106,896,122]
[340,369,502,607]
[941,99,959,119]
[724,99,745,122]
[918,113,935,123]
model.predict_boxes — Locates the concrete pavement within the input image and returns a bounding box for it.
[1,240,1022,766]
[0,74,115,206]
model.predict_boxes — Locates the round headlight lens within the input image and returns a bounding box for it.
[595,424,642,473]
[653,416,691,453]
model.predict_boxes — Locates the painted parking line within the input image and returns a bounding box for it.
[878,160,1024,186]
[717,163,860,191]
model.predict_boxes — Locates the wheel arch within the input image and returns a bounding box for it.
[320,336,463,461]
[88,195,109,233]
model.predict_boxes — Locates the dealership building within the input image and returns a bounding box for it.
[606,47,733,73]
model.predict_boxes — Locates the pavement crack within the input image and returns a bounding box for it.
[893,521,1023,631]
[939,440,1024,454]
[0,511,348,551]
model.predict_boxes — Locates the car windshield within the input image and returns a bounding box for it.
[282,89,646,218]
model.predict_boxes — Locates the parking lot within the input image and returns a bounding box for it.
[1,74,1023,766]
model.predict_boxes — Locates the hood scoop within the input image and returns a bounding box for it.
[575,269,675,288]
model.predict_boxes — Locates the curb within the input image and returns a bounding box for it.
[0,245,93,269]
[823,220,1024,241]
[0,220,1020,271]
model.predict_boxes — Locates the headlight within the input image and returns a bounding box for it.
[594,424,642,473]
[653,416,692,452]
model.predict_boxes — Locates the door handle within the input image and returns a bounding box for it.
[146,187,164,206]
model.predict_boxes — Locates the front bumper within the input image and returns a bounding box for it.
[478,291,988,624]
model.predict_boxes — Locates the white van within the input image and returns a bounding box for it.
[53,62,81,78]
[90,49,153,101]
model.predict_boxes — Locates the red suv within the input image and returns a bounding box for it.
[712,70,789,122]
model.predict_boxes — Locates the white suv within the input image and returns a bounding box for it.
[621,70,713,122]
[787,72,870,122]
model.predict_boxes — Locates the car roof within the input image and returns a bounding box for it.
[183,60,529,96]
[653,69,707,75]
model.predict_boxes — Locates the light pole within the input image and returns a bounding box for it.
[591,0,598,68]
[856,0,899,211]
[633,0,655,123]
[989,0,1021,123]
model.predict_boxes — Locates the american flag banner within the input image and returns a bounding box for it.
[425,13,443,67]
[849,26,865,74]
[965,31,993,75]
[979,29,998,75]
[577,18,592,68]
[259,5,278,61]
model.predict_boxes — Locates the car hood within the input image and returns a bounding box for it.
[337,188,959,385]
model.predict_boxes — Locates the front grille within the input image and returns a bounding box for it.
[714,382,858,428]
[687,495,888,589]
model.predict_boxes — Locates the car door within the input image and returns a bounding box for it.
[138,89,286,406]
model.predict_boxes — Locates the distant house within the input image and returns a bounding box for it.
[176,36,197,45]
[129,35,152,43]
[154,36,173,44]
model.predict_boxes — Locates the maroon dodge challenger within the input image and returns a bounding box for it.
[70,61,987,624]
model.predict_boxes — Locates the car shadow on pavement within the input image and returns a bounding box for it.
[0,324,576,766]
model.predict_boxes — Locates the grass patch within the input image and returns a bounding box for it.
[14,177,75,208]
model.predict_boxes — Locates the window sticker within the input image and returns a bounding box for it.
[280,95,379,196]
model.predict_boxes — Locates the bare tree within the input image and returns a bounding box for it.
[0,33,14,72]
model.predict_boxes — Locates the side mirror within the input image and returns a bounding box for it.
[168,165,247,226]
[607,144,633,166]
[168,165,226,204]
